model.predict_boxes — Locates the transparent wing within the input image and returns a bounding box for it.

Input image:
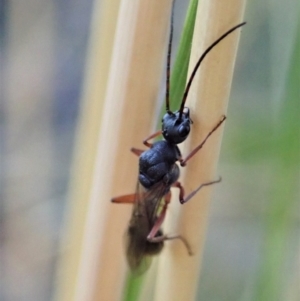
[133,180,168,225]
[126,180,168,274]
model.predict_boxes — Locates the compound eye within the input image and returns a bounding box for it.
[178,125,190,137]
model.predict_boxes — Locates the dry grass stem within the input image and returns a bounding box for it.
[55,0,121,300]
[154,0,246,300]
[57,0,173,301]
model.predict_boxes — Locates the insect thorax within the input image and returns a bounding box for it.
[139,141,180,189]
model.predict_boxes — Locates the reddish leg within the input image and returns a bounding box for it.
[173,177,222,204]
[143,130,162,147]
[147,192,192,255]
[111,193,136,204]
[180,115,226,166]
[130,129,162,155]
[131,148,144,156]
[147,192,171,239]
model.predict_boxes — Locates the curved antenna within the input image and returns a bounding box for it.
[165,1,175,114]
[179,22,246,118]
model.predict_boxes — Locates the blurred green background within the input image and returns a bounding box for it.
[199,1,300,300]
[0,0,299,300]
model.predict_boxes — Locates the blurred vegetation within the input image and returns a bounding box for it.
[252,16,300,301]
[198,2,299,301]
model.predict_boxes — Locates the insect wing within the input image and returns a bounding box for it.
[126,181,167,274]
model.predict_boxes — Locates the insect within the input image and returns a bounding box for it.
[112,5,246,273]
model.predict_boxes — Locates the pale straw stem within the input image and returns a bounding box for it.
[154,1,246,300]
[57,0,173,301]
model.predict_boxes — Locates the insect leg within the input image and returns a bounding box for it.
[173,177,222,204]
[111,193,136,204]
[143,130,162,147]
[146,192,171,240]
[130,131,162,155]
[149,234,193,255]
[131,148,144,156]
[146,192,193,255]
[162,235,193,255]
[180,115,226,166]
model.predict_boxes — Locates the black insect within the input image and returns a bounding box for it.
[112,6,246,273]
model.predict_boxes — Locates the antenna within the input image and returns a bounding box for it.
[179,22,246,118]
[165,1,175,114]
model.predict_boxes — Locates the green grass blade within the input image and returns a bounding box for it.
[169,0,199,111]
[159,0,199,120]
[123,273,146,301]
